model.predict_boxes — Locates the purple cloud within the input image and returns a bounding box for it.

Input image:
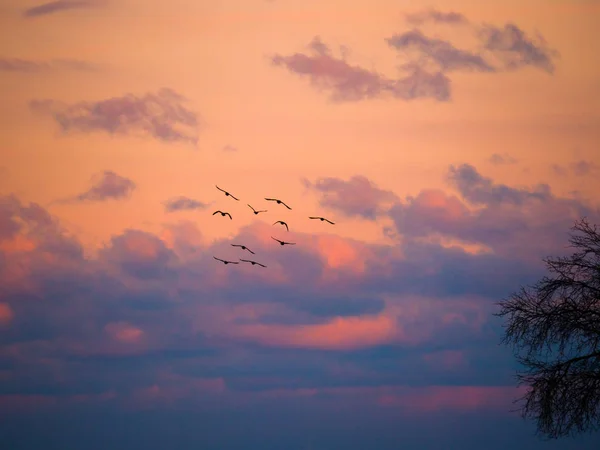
[222,144,238,152]
[74,171,136,202]
[552,160,598,177]
[571,160,598,176]
[404,9,469,26]
[164,196,208,213]
[390,164,599,261]
[1,163,599,450]
[23,1,97,18]
[303,175,398,220]
[488,153,518,165]
[386,29,495,73]
[479,23,559,73]
[271,36,451,102]
[447,163,551,206]
[272,15,557,103]
[29,88,200,145]
[0,58,98,73]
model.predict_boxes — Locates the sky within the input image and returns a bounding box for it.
[1,0,600,449]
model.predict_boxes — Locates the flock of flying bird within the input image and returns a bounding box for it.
[212,185,335,268]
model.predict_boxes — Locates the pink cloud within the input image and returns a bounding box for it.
[104,321,144,343]
[0,302,14,325]
[377,385,527,413]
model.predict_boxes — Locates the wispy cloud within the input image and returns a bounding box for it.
[488,153,518,165]
[552,160,599,177]
[29,88,200,145]
[222,144,238,152]
[23,0,98,18]
[386,29,495,73]
[164,196,209,213]
[271,36,451,103]
[0,58,99,74]
[71,171,136,202]
[0,58,98,73]
[303,175,398,220]
[479,23,559,74]
[272,12,558,102]
[404,9,469,26]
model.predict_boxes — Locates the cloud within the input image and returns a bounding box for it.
[571,160,598,176]
[390,163,599,261]
[1,160,598,444]
[447,163,550,206]
[271,36,451,102]
[386,29,495,73]
[23,1,98,18]
[222,145,238,152]
[0,58,98,73]
[71,171,136,202]
[0,302,14,325]
[272,15,557,103]
[105,321,145,343]
[98,229,177,280]
[29,88,200,145]
[303,175,398,220]
[479,23,559,73]
[488,153,518,165]
[164,196,209,213]
[552,160,599,177]
[404,9,469,26]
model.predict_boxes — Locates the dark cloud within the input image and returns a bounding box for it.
[488,153,518,165]
[479,23,559,73]
[29,88,200,145]
[23,1,97,18]
[386,29,495,73]
[221,144,238,152]
[1,169,600,450]
[73,171,136,202]
[404,9,469,26]
[0,58,98,73]
[271,36,451,102]
[164,196,208,213]
[303,175,398,220]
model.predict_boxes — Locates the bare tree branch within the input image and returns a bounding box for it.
[495,217,600,439]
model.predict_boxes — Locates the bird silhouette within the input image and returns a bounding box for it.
[272,236,296,246]
[273,220,289,231]
[240,258,267,268]
[216,185,240,201]
[248,204,267,215]
[231,244,255,254]
[309,216,335,224]
[213,256,239,265]
[265,198,291,210]
[212,210,232,219]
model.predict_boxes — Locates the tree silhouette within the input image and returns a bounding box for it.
[496,218,600,439]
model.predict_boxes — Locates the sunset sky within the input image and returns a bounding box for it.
[1,0,600,448]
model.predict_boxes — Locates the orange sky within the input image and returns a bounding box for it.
[1,0,599,253]
[2,2,600,448]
